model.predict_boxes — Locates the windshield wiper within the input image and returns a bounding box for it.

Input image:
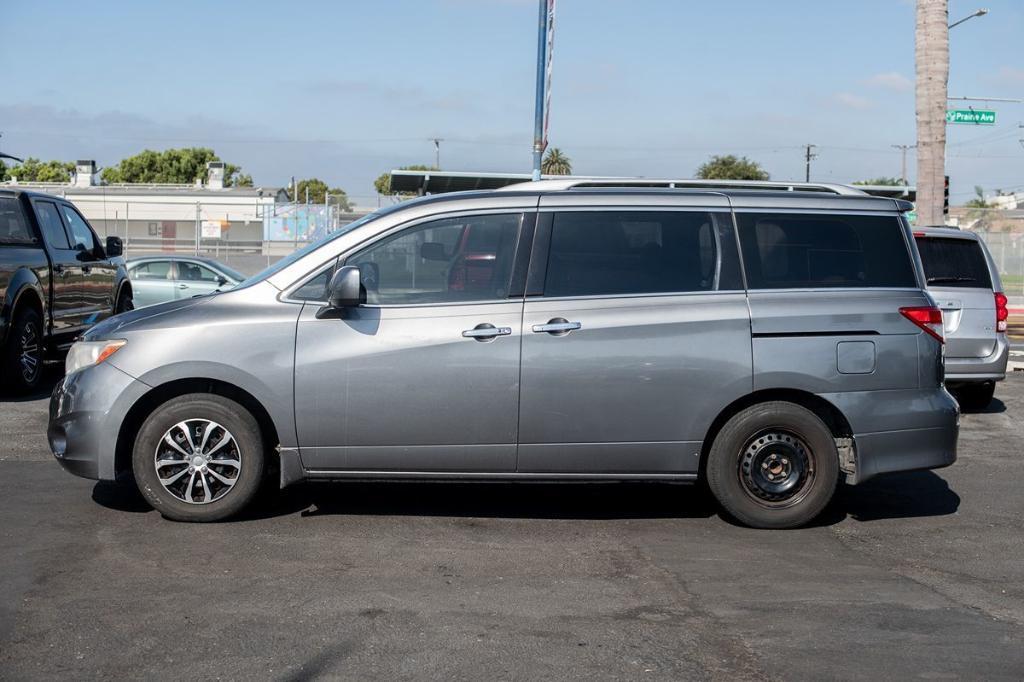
[927,276,976,284]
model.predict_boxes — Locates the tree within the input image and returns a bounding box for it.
[374,164,436,196]
[541,147,572,175]
[102,148,252,186]
[915,0,949,225]
[3,157,75,183]
[286,178,352,210]
[963,185,995,231]
[854,177,903,186]
[695,155,769,181]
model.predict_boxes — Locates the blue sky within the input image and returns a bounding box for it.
[4,0,1023,207]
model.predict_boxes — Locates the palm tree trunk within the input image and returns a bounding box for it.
[915,0,949,225]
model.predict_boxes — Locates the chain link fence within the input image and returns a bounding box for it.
[76,198,368,276]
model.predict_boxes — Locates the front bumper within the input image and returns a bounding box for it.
[49,362,149,481]
[944,335,1009,383]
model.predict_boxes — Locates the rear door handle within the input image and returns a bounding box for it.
[178,283,189,290]
[532,319,582,335]
[462,323,512,341]
[54,264,67,277]
[82,266,92,275]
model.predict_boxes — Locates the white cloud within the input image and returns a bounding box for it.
[864,71,912,92]
[832,92,873,110]
[991,66,1024,85]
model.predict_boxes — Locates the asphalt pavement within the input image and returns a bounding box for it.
[1,371,1023,679]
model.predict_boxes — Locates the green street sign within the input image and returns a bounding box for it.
[946,109,996,125]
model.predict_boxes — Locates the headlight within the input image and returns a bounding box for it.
[65,340,127,375]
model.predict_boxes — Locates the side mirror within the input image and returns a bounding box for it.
[216,276,229,287]
[327,265,365,308]
[105,236,123,258]
[420,242,449,261]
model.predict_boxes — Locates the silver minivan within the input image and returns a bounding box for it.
[49,180,959,529]
[913,227,1008,409]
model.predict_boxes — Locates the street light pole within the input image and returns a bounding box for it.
[531,0,549,181]
[948,8,988,29]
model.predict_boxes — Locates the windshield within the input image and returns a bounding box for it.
[236,210,384,289]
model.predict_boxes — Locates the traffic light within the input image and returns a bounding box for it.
[943,175,950,216]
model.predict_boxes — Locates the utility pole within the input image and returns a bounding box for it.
[916,0,950,225]
[431,138,444,169]
[892,144,917,185]
[804,144,817,182]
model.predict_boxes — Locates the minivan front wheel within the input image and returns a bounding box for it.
[706,402,838,529]
[132,393,264,522]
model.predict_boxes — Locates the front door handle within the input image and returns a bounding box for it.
[462,323,512,341]
[82,266,92,275]
[532,318,582,335]
[178,283,189,290]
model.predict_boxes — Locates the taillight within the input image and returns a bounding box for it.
[899,306,944,343]
[995,292,1008,333]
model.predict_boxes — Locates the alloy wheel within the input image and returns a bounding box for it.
[153,419,242,504]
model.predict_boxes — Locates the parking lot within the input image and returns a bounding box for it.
[0,371,1022,679]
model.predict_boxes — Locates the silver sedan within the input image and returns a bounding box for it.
[126,256,245,308]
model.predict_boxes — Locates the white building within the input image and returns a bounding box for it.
[4,160,289,245]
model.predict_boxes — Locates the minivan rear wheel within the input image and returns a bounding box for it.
[132,393,264,522]
[706,402,839,529]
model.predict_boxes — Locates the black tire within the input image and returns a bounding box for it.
[132,393,265,522]
[115,287,134,314]
[706,402,839,529]
[3,307,43,394]
[951,382,995,411]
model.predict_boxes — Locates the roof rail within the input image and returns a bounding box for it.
[495,177,868,196]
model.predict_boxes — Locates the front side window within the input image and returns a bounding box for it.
[0,197,36,245]
[543,210,736,297]
[60,204,98,252]
[177,262,221,283]
[736,212,916,289]
[34,201,71,250]
[131,261,173,280]
[347,213,522,305]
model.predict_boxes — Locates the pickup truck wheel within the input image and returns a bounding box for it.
[706,402,839,529]
[3,307,43,394]
[115,288,134,314]
[132,393,265,522]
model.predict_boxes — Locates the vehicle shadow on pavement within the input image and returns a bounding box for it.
[91,471,961,526]
[818,470,960,525]
[0,368,61,403]
[959,397,1007,415]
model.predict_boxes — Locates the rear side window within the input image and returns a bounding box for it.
[131,261,173,280]
[0,197,37,245]
[544,211,740,297]
[736,213,916,289]
[33,201,72,249]
[914,236,992,289]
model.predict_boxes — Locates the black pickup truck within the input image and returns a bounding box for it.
[1,189,133,393]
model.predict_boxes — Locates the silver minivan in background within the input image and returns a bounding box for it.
[914,227,1008,409]
[48,180,959,529]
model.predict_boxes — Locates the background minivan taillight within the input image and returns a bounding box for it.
[994,292,1008,333]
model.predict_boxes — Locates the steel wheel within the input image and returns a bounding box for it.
[18,318,41,385]
[154,419,242,504]
[737,429,816,509]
